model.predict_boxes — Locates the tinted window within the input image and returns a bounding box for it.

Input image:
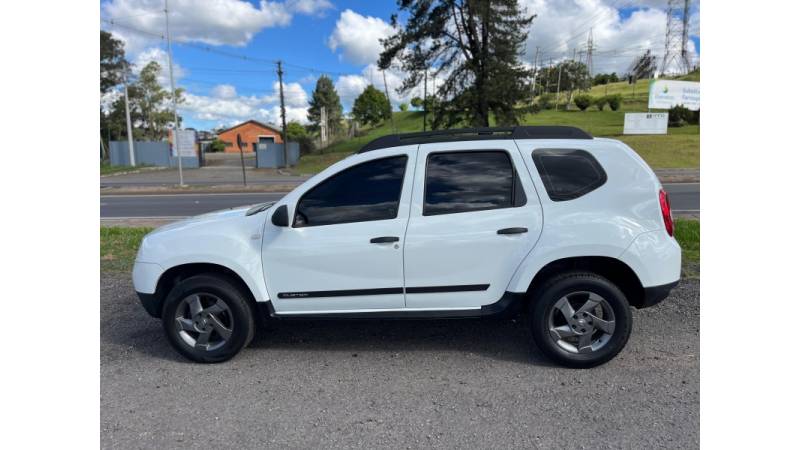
[532,149,607,201]
[424,151,526,216]
[295,156,407,227]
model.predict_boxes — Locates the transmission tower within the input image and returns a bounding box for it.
[586,28,594,77]
[660,0,692,75]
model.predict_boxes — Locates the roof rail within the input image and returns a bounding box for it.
[357,126,592,153]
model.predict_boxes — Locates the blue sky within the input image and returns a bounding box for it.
[101,0,700,131]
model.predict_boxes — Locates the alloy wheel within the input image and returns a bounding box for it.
[173,293,234,352]
[547,291,616,354]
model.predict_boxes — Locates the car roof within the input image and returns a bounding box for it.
[358,126,593,153]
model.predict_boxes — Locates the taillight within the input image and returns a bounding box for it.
[659,188,674,237]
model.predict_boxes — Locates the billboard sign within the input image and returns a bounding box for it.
[648,79,700,110]
[171,129,197,157]
[623,112,668,135]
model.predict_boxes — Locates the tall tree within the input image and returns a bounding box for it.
[133,61,184,140]
[307,75,343,135]
[379,0,535,128]
[100,30,128,94]
[542,60,590,94]
[352,85,391,127]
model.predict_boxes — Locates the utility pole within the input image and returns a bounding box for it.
[422,68,428,132]
[382,70,396,133]
[531,46,540,100]
[164,0,183,185]
[554,62,563,111]
[661,0,692,75]
[277,61,288,168]
[123,71,136,166]
[586,28,594,78]
[320,106,327,146]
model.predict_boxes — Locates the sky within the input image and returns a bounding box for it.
[100,0,700,131]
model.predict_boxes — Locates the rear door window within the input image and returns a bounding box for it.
[423,151,526,216]
[532,149,607,201]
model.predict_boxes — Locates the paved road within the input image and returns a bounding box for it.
[101,183,699,218]
[100,167,309,187]
[101,273,699,448]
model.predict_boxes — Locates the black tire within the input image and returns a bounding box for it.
[161,274,255,363]
[530,271,632,368]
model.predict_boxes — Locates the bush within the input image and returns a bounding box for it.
[607,94,622,111]
[668,105,699,127]
[573,94,593,111]
[594,96,608,111]
[538,93,554,110]
[399,103,409,112]
[207,138,226,153]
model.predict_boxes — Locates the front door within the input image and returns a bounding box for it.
[262,146,417,314]
[402,140,544,309]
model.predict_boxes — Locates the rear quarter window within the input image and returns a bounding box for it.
[532,149,607,201]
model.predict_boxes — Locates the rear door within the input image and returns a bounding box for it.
[402,140,543,309]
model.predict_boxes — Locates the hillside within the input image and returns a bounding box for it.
[294,72,700,174]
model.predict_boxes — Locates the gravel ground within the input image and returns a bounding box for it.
[101,274,699,449]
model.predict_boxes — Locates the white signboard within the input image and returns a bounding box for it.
[648,80,700,110]
[171,129,196,157]
[623,112,668,135]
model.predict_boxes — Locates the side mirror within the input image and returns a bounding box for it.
[271,204,289,227]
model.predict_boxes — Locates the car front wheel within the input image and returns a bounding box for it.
[161,274,255,363]
[530,272,632,368]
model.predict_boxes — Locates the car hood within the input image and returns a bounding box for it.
[151,202,273,234]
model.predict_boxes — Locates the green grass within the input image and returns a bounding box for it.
[101,227,152,272]
[674,219,700,278]
[293,76,700,175]
[101,161,153,175]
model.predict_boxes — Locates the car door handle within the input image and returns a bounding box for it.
[370,236,400,244]
[497,227,528,235]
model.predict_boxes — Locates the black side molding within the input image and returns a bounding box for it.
[278,284,490,299]
[278,287,404,299]
[264,291,527,320]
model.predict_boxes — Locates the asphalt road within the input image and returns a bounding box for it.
[100,183,699,218]
[101,273,699,448]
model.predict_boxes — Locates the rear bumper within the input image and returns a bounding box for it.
[640,280,680,308]
[137,291,163,318]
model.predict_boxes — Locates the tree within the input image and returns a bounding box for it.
[542,61,590,94]
[133,61,184,140]
[208,138,226,152]
[352,85,391,127]
[399,103,409,112]
[101,30,128,94]
[307,75,343,135]
[286,121,315,155]
[410,97,423,109]
[379,0,536,128]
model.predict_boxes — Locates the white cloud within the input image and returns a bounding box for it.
[132,47,186,87]
[286,0,334,16]
[211,84,237,99]
[179,80,310,125]
[327,9,394,65]
[519,0,699,74]
[102,0,326,54]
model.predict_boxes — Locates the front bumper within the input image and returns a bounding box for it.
[640,280,680,308]
[137,291,163,318]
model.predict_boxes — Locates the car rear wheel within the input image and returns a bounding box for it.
[162,274,255,363]
[530,272,632,368]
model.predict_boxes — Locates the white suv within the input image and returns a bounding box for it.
[133,126,680,368]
